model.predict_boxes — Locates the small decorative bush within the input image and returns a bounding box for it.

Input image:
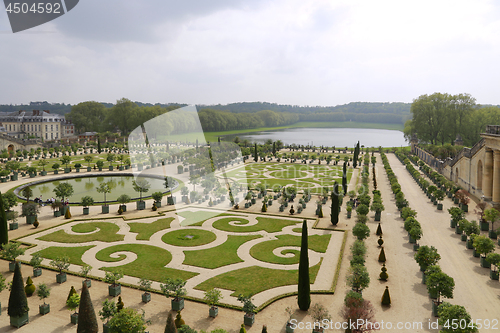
[24,276,36,296]
[381,286,391,306]
[379,264,388,280]
[378,247,386,262]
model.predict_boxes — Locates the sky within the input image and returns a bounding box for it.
[1,0,500,107]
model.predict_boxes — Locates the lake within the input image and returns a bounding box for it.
[235,127,407,148]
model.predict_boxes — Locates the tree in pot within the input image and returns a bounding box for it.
[96,160,104,171]
[463,220,480,249]
[81,196,94,215]
[38,159,48,174]
[104,270,124,296]
[133,178,151,210]
[21,187,33,203]
[108,307,149,333]
[51,162,60,174]
[67,293,80,324]
[346,264,370,293]
[22,202,39,225]
[84,155,93,171]
[204,288,223,318]
[49,256,70,283]
[161,278,187,311]
[53,182,74,214]
[8,262,29,328]
[486,253,500,280]
[426,270,454,317]
[237,294,257,326]
[37,283,51,315]
[309,303,331,333]
[401,207,417,221]
[116,194,131,213]
[408,225,423,249]
[74,163,81,172]
[437,302,478,333]
[473,235,496,268]
[448,206,465,228]
[151,191,163,208]
[96,182,111,213]
[484,208,500,239]
[2,242,25,271]
[60,155,71,172]
[370,201,385,222]
[81,264,92,288]
[139,278,153,303]
[434,189,445,210]
[284,306,296,333]
[352,222,370,241]
[414,245,441,273]
[30,253,43,277]
[106,153,115,170]
[455,189,470,211]
[99,299,117,333]
[340,291,377,333]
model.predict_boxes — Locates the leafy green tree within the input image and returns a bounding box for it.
[0,192,8,247]
[414,245,441,272]
[67,101,107,133]
[96,182,111,205]
[133,179,151,201]
[437,302,478,333]
[426,271,454,305]
[53,183,74,202]
[3,192,17,211]
[346,264,370,293]
[297,220,310,311]
[108,307,148,333]
[352,223,370,241]
[60,155,71,169]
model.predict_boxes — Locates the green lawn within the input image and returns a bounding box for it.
[176,211,233,227]
[249,234,331,265]
[212,216,299,233]
[34,245,95,266]
[161,228,217,247]
[195,262,321,296]
[96,244,197,282]
[183,235,262,269]
[128,217,174,240]
[37,222,124,243]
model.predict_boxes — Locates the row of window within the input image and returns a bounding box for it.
[7,124,60,132]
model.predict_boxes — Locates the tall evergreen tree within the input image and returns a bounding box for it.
[77,283,98,333]
[0,191,8,247]
[272,142,276,156]
[97,138,102,154]
[8,262,29,318]
[353,142,359,168]
[254,143,258,162]
[298,220,310,311]
[164,312,177,333]
[331,184,340,225]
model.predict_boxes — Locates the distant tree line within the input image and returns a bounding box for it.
[404,92,500,146]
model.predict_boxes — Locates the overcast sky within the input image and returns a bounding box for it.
[1,0,500,107]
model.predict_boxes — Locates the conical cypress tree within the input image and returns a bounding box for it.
[331,185,339,226]
[0,191,8,247]
[381,286,391,306]
[254,143,258,162]
[8,262,29,317]
[77,283,98,333]
[378,247,386,262]
[376,223,382,236]
[298,220,310,311]
[262,325,268,333]
[165,312,177,333]
[67,285,77,301]
[97,138,101,154]
[342,163,348,194]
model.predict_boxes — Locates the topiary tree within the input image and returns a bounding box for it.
[8,262,29,320]
[379,264,388,281]
[381,286,391,306]
[108,307,148,333]
[174,311,185,328]
[77,283,98,333]
[376,223,382,236]
[297,219,310,311]
[330,184,340,225]
[116,296,124,312]
[165,311,177,333]
[378,247,386,262]
[81,196,94,208]
[24,276,35,296]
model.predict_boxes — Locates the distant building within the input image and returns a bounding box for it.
[78,131,98,141]
[0,110,74,140]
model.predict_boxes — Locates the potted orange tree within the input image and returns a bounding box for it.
[237,294,256,326]
[204,288,223,318]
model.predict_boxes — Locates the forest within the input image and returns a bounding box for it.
[404,93,500,147]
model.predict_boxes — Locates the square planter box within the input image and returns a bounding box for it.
[103,323,110,333]
[155,201,162,208]
[53,210,61,217]
[480,221,490,231]
[71,313,78,324]
[243,313,255,326]
[109,284,121,296]
[102,205,110,214]
[467,239,474,249]
[136,201,146,210]
[87,167,92,172]
[489,230,497,239]
[431,301,439,317]
[455,226,462,234]
[473,249,480,258]
[9,222,18,230]
[33,267,42,277]
[9,261,18,271]
[26,215,36,224]
[54,170,59,174]
[171,298,184,311]
[83,207,90,215]
[491,270,499,280]
[461,234,467,241]
[450,220,457,228]
[64,168,71,173]
[39,304,50,315]
[109,166,114,171]
[57,273,67,283]
[481,256,491,268]
[10,312,29,328]
[209,306,218,318]
[286,323,295,333]
[374,212,381,221]
[142,292,151,303]
[83,279,92,288]
[119,204,127,212]
[40,171,47,176]
[75,168,80,173]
